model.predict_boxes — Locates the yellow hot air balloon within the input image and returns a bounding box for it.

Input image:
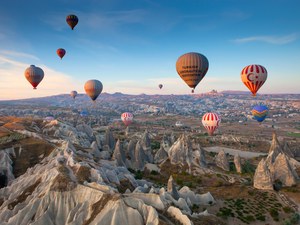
[176,52,209,92]
[84,80,103,101]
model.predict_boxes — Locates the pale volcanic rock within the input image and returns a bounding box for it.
[167,175,180,200]
[215,150,230,171]
[133,141,147,170]
[168,134,193,169]
[234,154,242,173]
[140,129,153,163]
[90,141,101,158]
[282,141,295,158]
[272,153,298,186]
[76,123,93,139]
[104,127,116,151]
[167,206,194,225]
[178,186,215,206]
[253,158,273,190]
[266,132,283,164]
[112,140,126,167]
[194,145,207,168]
[0,148,15,186]
[161,133,173,153]
[154,146,168,164]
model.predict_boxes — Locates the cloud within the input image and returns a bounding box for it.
[0,52,82,100]
[0,50,39,60]
[233,33,299,44]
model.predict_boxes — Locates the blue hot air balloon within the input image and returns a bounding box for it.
[251,105,268,123]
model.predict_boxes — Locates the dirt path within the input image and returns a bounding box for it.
[204,146,267,158]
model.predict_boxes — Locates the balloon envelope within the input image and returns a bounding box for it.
[66,14,78,30]
[159,84,163,89]
[176,52,209,90]
[84,79,103,101]
[121,112,133,126]
[252,105,268,123]
[57,48,66,59]
[80,110,88,117]
[24,65,44,89]
[202,112,221,136]
[70,90,78,99]
[241,64,267,96]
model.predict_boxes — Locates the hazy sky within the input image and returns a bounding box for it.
[0,0,299,99]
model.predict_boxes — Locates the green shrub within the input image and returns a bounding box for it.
[269,208,279,221]
[283,206,294,213]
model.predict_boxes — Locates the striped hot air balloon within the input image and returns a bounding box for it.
[121,112,133,126]
[241,64,267,96]
[24,65,44,89]
[84,80,103,101]
[202,112,221,136]
[66,14,78,30]
[176,52,209,92]
[57,48,66,59]
[251,105,268,123]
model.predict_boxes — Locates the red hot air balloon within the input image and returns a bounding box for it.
[241,64,267,96]
[202,112,221,136]
[24,65,44,89]
[57,48,66,59]
[66,14,78,30]
[84,80,103,101]
[70,90,78,99]
[121,112,133,126]
[158,84,163,89]
[176,52,209,92]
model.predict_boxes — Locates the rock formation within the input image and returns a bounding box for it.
[140,129,153,163]
[133,141,147,170]
[215,150,230,171]
[271,153,298,186]
[168,134,193,170]
[105,127,116,151]
[112,140,126,167]
[234,154,242,173]
[167,175,180,200]
[254,132,299,189]
[154,146,168,164]
[253,158,274,190]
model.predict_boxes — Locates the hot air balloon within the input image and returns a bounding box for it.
[176,52,209,92]
[24,65,44,89]
[66,14,78,30]
[70,90,78,99]
[121,112,133,126]
[57,48,66,59]
[80,110,88,117]
[202,112,221,136]
[251,105,268,123]
[158,84,163,89]
[84,79,103,101]
[241,64,267,96]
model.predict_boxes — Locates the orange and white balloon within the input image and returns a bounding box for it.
[84,79,103,101]
[241,64,267,96]
[202,112,221,136]
[24,65,44,89]
[121,112,133,126]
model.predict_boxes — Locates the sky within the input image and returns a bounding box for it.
[0,0,299,100]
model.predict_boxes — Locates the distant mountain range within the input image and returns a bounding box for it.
[0,91,299,105]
